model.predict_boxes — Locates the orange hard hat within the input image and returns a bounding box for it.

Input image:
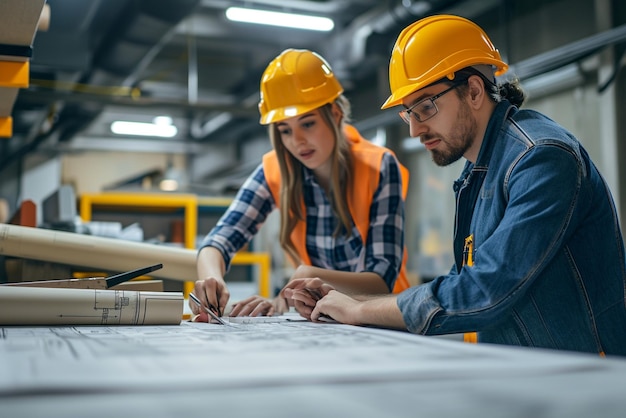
[258,49,343,125]
[381,14,508,109]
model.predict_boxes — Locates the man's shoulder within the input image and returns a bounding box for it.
[497,108,580,155]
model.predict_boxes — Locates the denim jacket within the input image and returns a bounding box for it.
[398,100,626,356]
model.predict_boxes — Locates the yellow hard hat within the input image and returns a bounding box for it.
[258,49,343,125]
[381,14,508,109]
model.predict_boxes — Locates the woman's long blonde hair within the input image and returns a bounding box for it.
[269,95,354,264]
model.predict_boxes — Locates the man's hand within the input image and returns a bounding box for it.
[311,290,362,324]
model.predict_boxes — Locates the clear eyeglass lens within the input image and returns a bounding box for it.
[399,101,437,125]
[397,80,466,125]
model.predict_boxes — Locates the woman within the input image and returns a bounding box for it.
[191,48,410,321]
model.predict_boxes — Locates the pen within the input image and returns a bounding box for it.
[3,263,164,290]
[189,292,228,325]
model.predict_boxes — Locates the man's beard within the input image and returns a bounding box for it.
[429,100,477,167]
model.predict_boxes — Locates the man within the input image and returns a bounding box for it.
[283,14,626,356]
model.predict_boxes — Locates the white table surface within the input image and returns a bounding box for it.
[1,319,624,418]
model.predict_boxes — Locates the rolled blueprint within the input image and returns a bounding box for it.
[0,286,183,325]
[0,224,196,282]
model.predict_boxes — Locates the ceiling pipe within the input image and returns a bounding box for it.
[318,0,503,80]
[16,89,258,117]
[507,23,626,80]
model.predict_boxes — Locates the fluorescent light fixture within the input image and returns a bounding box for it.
[225,7,334,31]
[111,116,178,138]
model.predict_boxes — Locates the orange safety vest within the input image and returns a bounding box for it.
[262,124,410,293]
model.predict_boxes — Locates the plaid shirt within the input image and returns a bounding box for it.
[199,152,405,290]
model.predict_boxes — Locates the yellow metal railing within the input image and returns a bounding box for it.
[80,192,271,298]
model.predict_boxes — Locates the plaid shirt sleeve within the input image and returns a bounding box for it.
[198,163,275,270]
[365,152,405,290]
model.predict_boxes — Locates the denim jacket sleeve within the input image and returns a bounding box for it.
[399,141,587,335]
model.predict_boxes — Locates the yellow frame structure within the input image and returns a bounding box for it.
[79,192,271,298]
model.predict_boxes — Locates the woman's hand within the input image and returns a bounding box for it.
[229,295,288,317]
[189,276,230,322]
[193,246,230,322]
[281,277,335,320]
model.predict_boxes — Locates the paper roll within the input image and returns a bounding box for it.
[0,224,196,282]
[0,199,9,223]
[0,286,183,325]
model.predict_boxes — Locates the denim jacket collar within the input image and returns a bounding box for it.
[453,100,516,192]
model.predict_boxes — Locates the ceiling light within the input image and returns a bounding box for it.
[111,116,178,138]
[225,7,334,32]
